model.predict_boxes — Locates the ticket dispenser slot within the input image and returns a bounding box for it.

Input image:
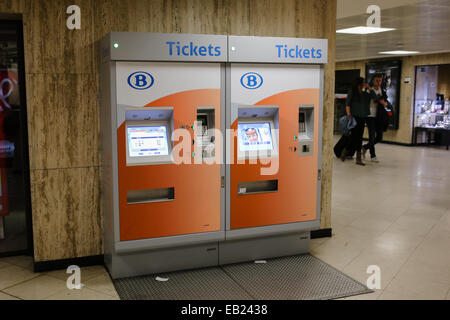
[196,107,216,162]
[298,105,314,156]
[125,107,174,166]
[127,187,175,204]
[237,106,279,160]
[237,180,278,195]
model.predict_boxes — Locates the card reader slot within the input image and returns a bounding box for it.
[298,105,314,156]
[237,180,278,195]
[196,107,216,161]
[127,187,175,204]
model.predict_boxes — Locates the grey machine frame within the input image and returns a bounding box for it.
[220,35,326,265]
[99,32,327,279]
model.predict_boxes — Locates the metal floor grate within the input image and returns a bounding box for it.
[222,254,372,300]
[113,267,253,300]
[113,254,372,300]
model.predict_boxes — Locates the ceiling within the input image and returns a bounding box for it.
[336,0,450,61]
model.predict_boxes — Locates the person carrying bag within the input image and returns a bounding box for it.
[342,77,372,165]
[334,114,356,159]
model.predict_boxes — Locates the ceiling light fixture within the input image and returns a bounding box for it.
[379,50,420,55]
[336,26,395,34]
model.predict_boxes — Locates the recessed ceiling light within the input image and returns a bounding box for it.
[379,50,420,55]
[336,26,395,34]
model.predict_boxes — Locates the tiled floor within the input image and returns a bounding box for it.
[0,256,119,300]
[312,141,450,300]
[0,142,449,300]
[0,210,29,254]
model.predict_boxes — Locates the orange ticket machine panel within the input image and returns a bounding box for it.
[220,36,327,264]
[99,33,226,278]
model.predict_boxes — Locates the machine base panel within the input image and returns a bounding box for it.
[108,242,219,279]
[219,232,310,265]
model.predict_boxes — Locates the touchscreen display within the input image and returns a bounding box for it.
[127,126,169,157]
[238,122,274,152]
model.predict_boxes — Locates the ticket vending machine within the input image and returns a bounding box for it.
[99,33,226,278]
[220,36,327,264]
[100,33,327,278]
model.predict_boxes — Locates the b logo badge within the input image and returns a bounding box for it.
[127,71,154,90]
[240,72,263,89]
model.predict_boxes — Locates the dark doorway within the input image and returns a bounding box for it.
[0,20,33,257]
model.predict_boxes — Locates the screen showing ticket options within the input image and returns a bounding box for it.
[238,122,274,152]
[127,126,169,157]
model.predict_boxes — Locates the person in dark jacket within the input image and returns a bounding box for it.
[362,73,390,162]
[342,77,374,165]
[362,73,389,162]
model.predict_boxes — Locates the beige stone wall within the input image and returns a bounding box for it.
[437,64,450,99]
[0,0,336,261]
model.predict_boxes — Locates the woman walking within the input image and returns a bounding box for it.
[343,77,373,166]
